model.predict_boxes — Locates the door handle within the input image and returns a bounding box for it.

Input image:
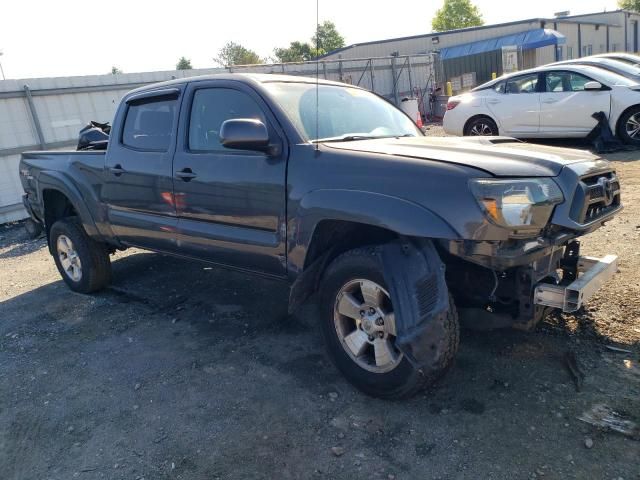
[487,99,500,105]
[175,168,197,181]
[109,164,125,176]
[542,99,558,104]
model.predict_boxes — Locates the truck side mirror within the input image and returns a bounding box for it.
[584,81,603,91]
[219,119,270,153]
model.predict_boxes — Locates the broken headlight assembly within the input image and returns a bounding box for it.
[469,178,564,234]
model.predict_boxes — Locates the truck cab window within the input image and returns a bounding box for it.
[122,98,176,151]
[189,88,266,152]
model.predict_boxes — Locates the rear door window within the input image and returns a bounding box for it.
[122,98,177,151]
[545,71,592,92]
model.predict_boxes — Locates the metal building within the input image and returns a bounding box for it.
[320,9,640,89]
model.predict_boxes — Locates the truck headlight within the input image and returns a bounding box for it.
[469,178,564,230]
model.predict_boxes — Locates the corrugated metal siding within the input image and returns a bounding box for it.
[442,50,502,87]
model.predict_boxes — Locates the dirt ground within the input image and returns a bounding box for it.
[1,133,639,480]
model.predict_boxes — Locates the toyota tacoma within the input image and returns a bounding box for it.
[19,74,622,399]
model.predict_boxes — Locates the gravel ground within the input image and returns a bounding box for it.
[1,134,639,480]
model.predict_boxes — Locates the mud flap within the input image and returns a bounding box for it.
[586,111,626,153]
[378,238,450,370]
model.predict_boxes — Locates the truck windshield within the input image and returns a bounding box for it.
[263,82,422,142]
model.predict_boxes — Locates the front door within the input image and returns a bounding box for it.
[539,71,611,135]
[487,72,541,135]
[172,80,288,276]
[102,88,181,252]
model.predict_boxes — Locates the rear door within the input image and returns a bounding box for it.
[486,73,541,135]
[102,88,181,252]
[539,70,611,135]
[171,80,288,276]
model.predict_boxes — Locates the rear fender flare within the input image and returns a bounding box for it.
[38,171,100,239]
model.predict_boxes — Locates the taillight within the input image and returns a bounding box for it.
[447,100,460,110]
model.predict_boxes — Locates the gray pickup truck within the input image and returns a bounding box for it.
[19,74,621,399]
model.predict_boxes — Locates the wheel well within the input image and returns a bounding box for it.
[463,114,498,135]
[614,104,640,135]
[43,189,77,238]
[304,220,398,271]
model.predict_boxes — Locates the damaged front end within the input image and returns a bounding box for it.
[442,238,618,331]
[441,163,622,331]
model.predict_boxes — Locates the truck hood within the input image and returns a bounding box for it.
[323,136,600,177]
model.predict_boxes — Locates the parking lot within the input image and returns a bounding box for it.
[1,135,639,480]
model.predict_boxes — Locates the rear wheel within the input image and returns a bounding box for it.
[617,106,640,146]
[319,247,459,399]
[49,217,112,293]
[464,117,499,136]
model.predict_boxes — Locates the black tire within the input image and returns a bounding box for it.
[319,247,459,400]
[49,217,111,293]
[464,117,499,136]
[616,106,640,146]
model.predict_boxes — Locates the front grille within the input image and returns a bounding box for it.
[570,171,621,224]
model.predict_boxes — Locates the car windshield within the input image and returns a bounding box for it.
[263,82,422,142]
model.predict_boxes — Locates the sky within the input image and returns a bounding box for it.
[0,0,621,80]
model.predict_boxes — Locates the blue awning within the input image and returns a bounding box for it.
[439,29,566,60]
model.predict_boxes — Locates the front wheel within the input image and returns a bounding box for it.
[319,247,459,399]
[49,217,112,293]
[464,117,499,136]
[617,106,640,146]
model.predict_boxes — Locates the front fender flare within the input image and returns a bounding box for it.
[294,189,460,256]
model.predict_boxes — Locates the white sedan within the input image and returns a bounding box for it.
[443,64,640,145]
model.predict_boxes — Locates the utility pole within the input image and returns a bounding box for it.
[0,50,5,80]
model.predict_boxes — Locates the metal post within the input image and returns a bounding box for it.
[23,85,46,149]
[370,60,375,91]
[390,56,399,106]
[323,62,328,79]
[407,57,414,96]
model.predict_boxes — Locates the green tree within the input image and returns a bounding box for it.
[110,66,123,75]
[176,57,193,70]
[432,0,484,32]
[273,41,319,62]
[619,0,640,12]
[312,21,345,53]
[214,41,262,66]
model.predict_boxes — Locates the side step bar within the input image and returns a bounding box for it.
[534,255,618,313]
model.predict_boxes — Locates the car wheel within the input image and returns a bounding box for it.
[617,106,640,146]
[49,217,112,293]
[319,247,459,399]
[465,117,499,136]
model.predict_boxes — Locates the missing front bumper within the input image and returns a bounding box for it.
[534,254,618,313]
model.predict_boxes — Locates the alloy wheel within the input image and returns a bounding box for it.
[333,279,402,373]
[56,234,82,282]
